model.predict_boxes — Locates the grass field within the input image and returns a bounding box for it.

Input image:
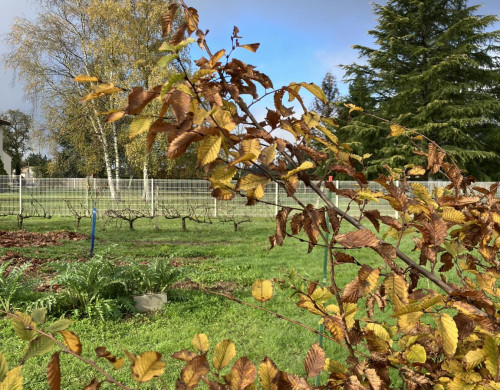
[0,215,416,388]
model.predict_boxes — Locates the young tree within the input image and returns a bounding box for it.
[0,109,32,175]
[343,0,500,179]
[311,71,341,118]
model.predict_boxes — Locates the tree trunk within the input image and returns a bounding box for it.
[112,123,120,196]
[89,115,116,200]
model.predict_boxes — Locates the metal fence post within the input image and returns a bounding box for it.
[275,182,279,214]
[18,174,22,215]
[335,180,339,208]
[151,178,154,216]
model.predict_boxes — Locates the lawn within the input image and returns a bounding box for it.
[0,214,415,389]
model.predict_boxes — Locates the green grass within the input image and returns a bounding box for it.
[0,215,420,388]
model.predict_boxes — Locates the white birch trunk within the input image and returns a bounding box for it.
[111,122,120,196]
[142,154,150,201]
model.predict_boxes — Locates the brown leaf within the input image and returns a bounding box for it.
[167,131,202,159]
[82,378,101,390]
[323,315,346,343]
[171,350,197,362]
[304,343,325,378]
[290,213,305,235]
[47,352,61,390]
[171,22,187,46]
[125,86,161,115]
[334,229,379,249]
[364,368,381,390]
[169,90,192,124]
[238,43,260,53]
[333,251,356,264]
[342,265,380,303]
[229,357,257,389]
[162,4,179,37]
[439,252,453,272]
[180,354,209,388]
[274,207,291,246]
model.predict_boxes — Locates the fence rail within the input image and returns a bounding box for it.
[0,176,497,220]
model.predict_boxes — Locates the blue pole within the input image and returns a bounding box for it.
[89,207,97,257]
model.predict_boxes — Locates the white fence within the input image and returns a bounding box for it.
[0,176,496,220]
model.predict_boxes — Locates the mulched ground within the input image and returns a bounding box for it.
[0,230,89,248]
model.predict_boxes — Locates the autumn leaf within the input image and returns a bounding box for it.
[229,357,257,389]
[405,344,426,364]
[390,124,405,137]
[131,351,166,383]
[238,43,260,53]
[300,82,327,103]
[282,161,315,180]
[259,358,278,390]
[192,334,209,353]
[59,331,82,355]
[129,117,152,139]
[73,74,98,82]
[433,313,458,357]
[304,343,325,378]
[212,340,236,371]
[0,366,22,390]
[252,280,273,303]
[180,354,209,388]
[237,174,270,191]
[0,353,7,383]
[197,135,222,165]
[47,352,61,390]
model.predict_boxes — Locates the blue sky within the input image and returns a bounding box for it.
[1,0,500,118]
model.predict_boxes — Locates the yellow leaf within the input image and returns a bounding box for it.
[229,153,257,167]
[73,75,98,82]
[210,49,226,67]
[300,82,327,103]
[407,166,426,175]
[0,366,22,390]
[324,358,347,374]
[484,337,500,378]
[259,143,276,165]
[463,348,486,370]
[365,323,391,343]
[397,312,423,333]
[433,313,458,357]
[282,161,315,180]
[12,312,36,341]
[59,331,82,355]
[191,68,217,84]
[252,280,273,303]
[211,107,235,131]
[357,189,382,203]
[390,124,405,137]
[344,103,363,114]
[197,135,221,165]
[405,344,426,363]
[343,303,358,330]
[212,340,236,371]
[106,110,126,123]
[131,351,165,383]
[192,334,209,353]
[129,117,152,139]
[209,166,237,189]
[247,184,265,201]
[239,43,260,53]
[259,358,278,390]
[442,208,466,224]
[237,174,270,191]
[241,139,261,161]
[81,83,122,102]
[410,183,432,204]
[316,125,339,145]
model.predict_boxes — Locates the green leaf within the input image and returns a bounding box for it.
[31,308,47,325]
[157,53,179,67]
[129,117,152,139]
[46,319,73,333]
[158,41,176,52]
[12,312,36,341]
[23,336,55,362]
[161,73,185,97]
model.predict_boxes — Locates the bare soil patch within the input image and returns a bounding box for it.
[0,251,53,277]
[0,230,89,248]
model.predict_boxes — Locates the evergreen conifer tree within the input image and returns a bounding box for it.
[342,0,500,179]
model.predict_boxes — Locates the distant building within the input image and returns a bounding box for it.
[0,127,12,177]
